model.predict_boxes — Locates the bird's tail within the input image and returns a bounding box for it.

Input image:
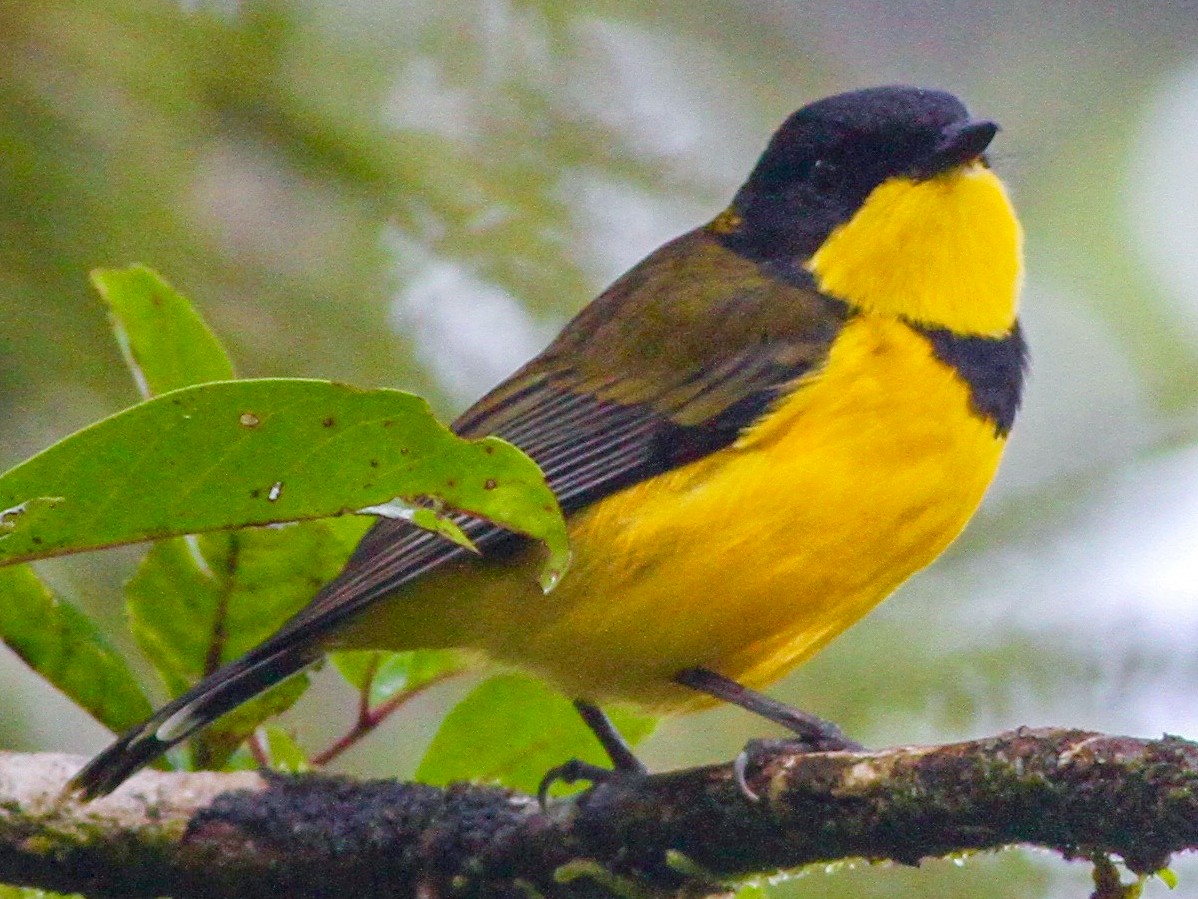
[68,642,318,800]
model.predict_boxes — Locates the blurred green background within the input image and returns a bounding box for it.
[3,1,1198,895]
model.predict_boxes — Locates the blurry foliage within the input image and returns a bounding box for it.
[0,0,693,433]
[3,1,1198,896]
[0,268,582,786]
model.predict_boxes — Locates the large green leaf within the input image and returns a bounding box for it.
[0,565,152,734]
[0,379,569,586]
[94,262,328,761]
[415,673,656,794]
[0,266,244,746]
[92,265,235,398]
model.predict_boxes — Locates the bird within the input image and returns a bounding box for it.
[70,85,1027,799]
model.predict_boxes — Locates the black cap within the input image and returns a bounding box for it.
[722,86,998,261]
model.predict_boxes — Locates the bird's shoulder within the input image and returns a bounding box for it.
[457,227,850,438]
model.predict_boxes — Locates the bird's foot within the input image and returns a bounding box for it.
[537,757,647,809]
[733,734,866,802]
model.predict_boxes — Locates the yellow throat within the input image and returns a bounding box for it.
[807,163,1023,335]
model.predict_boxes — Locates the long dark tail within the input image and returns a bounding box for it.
[69,508,483,799]
[68,642,318,800]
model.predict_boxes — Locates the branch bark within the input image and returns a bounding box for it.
[2,728,1196,898]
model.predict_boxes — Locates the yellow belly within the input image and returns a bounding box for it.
[341,314,1007,714]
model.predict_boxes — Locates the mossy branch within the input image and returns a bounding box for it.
[1,728,1196,898]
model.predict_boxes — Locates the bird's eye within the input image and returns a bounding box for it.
[808,158,839,188]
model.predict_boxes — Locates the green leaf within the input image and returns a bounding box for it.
[415,673,656,794]
[331,648,464,706]
[0,565,152,734]
[126,522,354,766]
[0,378,569,586]
[360,499,477,552]
[732,884,769,899]
[127,526,350,694]
[92,264,236,398]
[0,497,64,537]
[0,887,85,898]
[1157,868,1179,890]
[262,725,310,772]
[126,537,222,700]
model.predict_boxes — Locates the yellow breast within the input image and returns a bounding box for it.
[448,313,1006,712]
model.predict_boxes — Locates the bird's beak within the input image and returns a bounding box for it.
[929,120,999,171]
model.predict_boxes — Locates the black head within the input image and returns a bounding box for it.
[720,86,998,261]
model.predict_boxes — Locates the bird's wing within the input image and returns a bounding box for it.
[279,230,849,636]
[67,231,849,798]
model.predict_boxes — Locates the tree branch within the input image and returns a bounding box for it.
[2,728,1196,898]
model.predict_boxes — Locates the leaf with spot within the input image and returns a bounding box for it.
[0,378,569,587]
[93,264,328,763]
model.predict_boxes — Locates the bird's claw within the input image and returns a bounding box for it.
[732,738,798,802]
[732,748,760,802]
[537,758,619,808]
[733,735,865,802]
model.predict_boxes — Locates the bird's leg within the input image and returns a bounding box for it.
[673,667,863,800]
[573,700,646,772]
[537,700,647,807]
[674,667,861,751]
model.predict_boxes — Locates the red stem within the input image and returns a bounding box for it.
[247,730,270,768]
[310,671,459,768]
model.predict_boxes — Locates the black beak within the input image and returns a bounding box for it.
[935,120,998,167]
[914,119,998,178]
